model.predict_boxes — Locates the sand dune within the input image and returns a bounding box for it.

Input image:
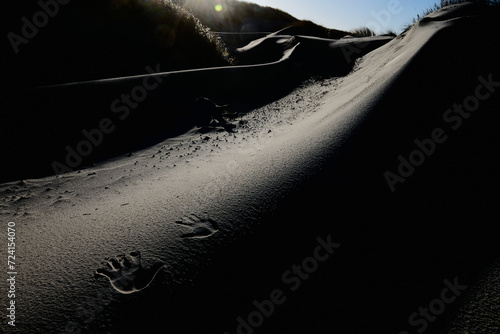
[1,32,389,183]
[235,33,392,67]
[1,3,500,333]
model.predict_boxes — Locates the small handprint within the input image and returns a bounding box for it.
[175,214,219,239]
[95,251,164,294]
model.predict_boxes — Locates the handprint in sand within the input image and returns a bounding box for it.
[95,251,164,294]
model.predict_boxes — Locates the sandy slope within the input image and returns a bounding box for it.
[0,32,390,183]
[1,3,500,333]
[0,73,346,333]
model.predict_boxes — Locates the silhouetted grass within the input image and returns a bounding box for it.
[403,0,500,32]
[3,0,352,90]
[173,0,349,38]
[3,0,232,89]
[350,27,397,37]
[351,27,376,37]
[173,0,296,32]
[382,30,398,37]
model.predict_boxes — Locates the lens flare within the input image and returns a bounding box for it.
[215,4,223,12]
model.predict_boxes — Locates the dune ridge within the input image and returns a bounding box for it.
[1,32,391,183]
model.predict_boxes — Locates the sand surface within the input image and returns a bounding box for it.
[1,3,500,333]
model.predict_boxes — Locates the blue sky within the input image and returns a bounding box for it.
[249,0,439,33]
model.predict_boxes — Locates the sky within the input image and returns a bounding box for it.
[248,0,440,33]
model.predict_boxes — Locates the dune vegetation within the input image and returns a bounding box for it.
[3,0,353,90]
[172,0,349,38]
[4,0,231,89]
[404,0,500,30]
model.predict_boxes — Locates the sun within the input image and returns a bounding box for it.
[184,0,225,14]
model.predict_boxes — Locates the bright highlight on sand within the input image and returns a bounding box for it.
[215,4,223,12]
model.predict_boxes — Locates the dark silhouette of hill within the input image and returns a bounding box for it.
[0,0,361,183]
[173,0,297,33]
[2,0,231,89]
[171,0,350,51]
[2,0,351,90]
